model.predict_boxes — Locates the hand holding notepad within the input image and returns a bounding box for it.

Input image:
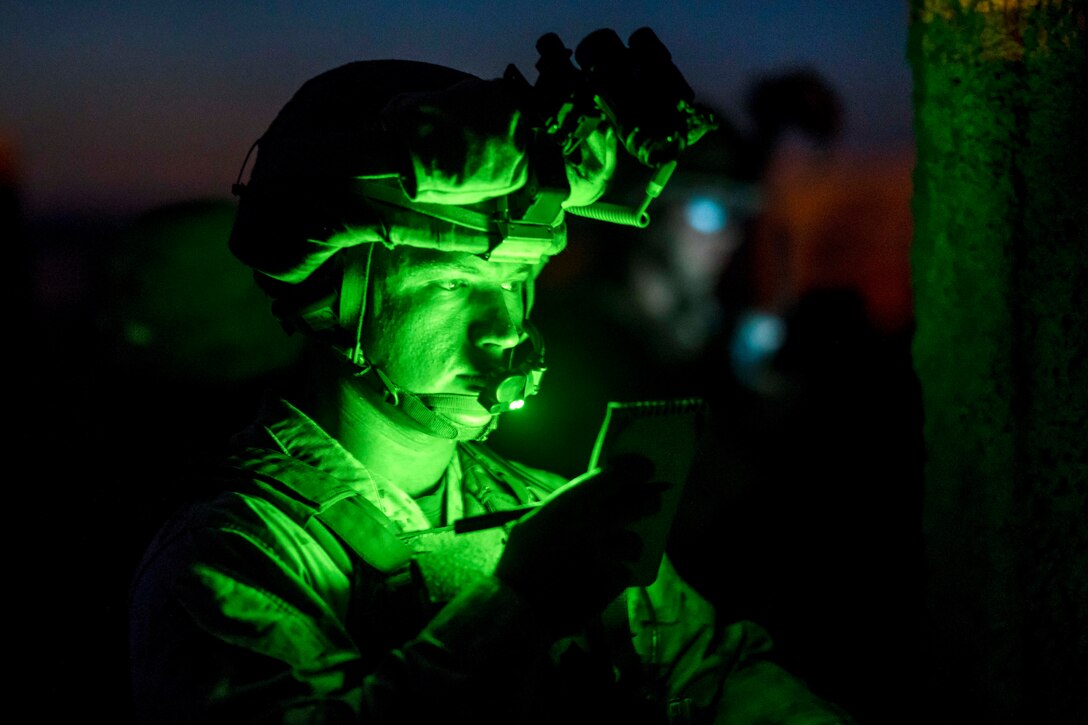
[456,397,709,589]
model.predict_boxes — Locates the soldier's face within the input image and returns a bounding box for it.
[362,246,531,426]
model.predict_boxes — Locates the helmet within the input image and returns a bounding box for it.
[228,59,612,439]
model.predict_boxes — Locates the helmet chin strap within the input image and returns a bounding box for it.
[413,392,499,441]
[354,363,498,441]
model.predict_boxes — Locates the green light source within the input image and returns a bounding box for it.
[480,373,532,414]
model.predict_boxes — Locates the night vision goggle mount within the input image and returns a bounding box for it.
[506,26,719,232]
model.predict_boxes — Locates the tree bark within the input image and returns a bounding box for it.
[909,1,1088,721]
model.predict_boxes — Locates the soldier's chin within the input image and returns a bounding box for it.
[438,405,492,428]
[417,394,493,427]
[433,403,494,441]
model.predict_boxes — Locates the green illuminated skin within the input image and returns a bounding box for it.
[364,245,530,406]
[312,245,533,496]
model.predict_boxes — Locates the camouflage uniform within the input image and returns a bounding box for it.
[130,394,852,724]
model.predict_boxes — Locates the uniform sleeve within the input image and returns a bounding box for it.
[627,555,856,724]
[129,496,553,724]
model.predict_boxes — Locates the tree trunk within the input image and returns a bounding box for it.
[908,1,1088,721]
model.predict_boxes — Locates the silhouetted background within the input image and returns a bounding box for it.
[6,4,922,722]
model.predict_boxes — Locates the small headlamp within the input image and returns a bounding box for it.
[477,321,547,414]
[479,373,531,414]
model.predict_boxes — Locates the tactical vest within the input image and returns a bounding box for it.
[221,439,678,724]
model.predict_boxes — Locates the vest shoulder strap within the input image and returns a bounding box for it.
[222,448,414,573]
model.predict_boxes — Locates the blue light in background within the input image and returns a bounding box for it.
[685,196,728,234]
[730,310,786,387]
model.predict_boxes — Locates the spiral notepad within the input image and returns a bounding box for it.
[587,397,709,586]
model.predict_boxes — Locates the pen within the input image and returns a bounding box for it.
[453,505,536,533]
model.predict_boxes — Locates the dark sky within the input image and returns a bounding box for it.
[2,1,914,219]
